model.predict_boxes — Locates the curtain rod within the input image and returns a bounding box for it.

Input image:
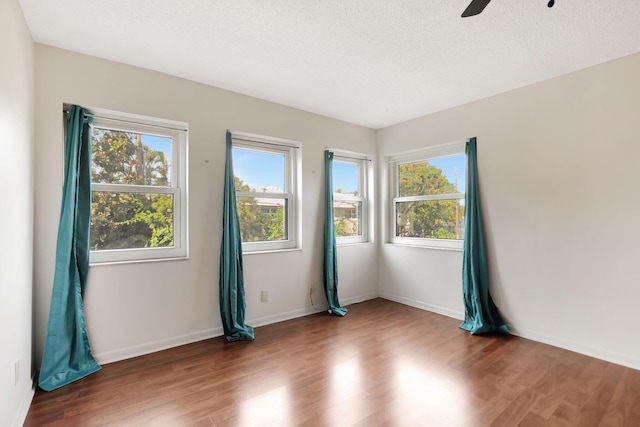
[332,153,372,162]
[327,149,372,162]
[232,137,299,149]
[63,110,187,133]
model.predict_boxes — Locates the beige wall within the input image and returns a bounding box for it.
[33,45,378,365]
[24,27,640,427]
[377,53,640,369]
[0,0,35,425]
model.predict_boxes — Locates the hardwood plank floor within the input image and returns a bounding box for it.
[24,298,640,426]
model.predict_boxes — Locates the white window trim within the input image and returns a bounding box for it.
[85,107,188,264]
[388,140,465,251]
[330,149,373,245]
[231,131,301,253]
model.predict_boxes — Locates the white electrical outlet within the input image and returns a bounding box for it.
[14,360,19,385]
[261,290,269,302]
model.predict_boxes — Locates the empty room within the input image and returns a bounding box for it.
[2,0,640,426]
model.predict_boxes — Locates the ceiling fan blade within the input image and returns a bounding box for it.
[461,0,492,17]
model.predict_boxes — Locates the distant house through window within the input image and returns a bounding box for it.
[231,132,301,252]
[332,150,371,244]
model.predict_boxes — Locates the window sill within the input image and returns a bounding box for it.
[336,241,374,247]
[90,255,189,267]
[385,241,463,252]
[242,247,302,256]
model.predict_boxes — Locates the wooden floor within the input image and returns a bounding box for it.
[25,298,640,426]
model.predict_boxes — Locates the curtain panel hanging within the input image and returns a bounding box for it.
[219,131,255,341]
[459,137,509,335]
[323,150,347,316]
[39,105,101,391]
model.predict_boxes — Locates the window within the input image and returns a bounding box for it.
[86,108,188,263]
[231,131,300,252]
[332,151,371,244]
[389,141,466,250]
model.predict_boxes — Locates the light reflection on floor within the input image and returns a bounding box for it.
[226,353,472,426]
[394,358,471,426]
[331,357,363,400]
[238,385,291,427]
[326,357,368,423]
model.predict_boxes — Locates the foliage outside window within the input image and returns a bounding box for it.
[87,109,188,263]
[389,141,466,250]
[231,132,300,252]
[332,153,370,244]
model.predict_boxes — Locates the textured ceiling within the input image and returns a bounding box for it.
[18,0,640,128]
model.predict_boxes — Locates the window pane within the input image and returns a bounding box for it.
[232,148,285,192]
[398,154,465,197]
[396,199,465,240]
[333,161,359,196]
[334,200,362,237]
[92,128,172,186]
[91,192,174,250]
[236,197,287,242]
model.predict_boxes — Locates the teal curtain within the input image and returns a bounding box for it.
[39,105,101,391]
[219,131,255,341]
[323,150,347,316]
[460,138,509,335]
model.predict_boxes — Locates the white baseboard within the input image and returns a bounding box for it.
[94,327,224,365]
[508,325,640,372]
[95,292,640,373]
[379,293,640,372]
[95,292,378,365]
[379,292,464,320]
[248,306,322,328]
[342,293,379,306]
[246,293,379,327]
[12,381,35,427]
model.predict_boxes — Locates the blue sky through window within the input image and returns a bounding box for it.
[141,134,172,181]
[229,147,466,193]
[141,134,171,160]
[332,161,358,194]
[429,154,466,193]
[232,148,284,190]
[231,148,359,192]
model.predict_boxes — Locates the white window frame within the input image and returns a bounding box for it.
[231,131,301,253]
[331,150,372,245]
[86,107,188,264]
[388,140,466,251]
